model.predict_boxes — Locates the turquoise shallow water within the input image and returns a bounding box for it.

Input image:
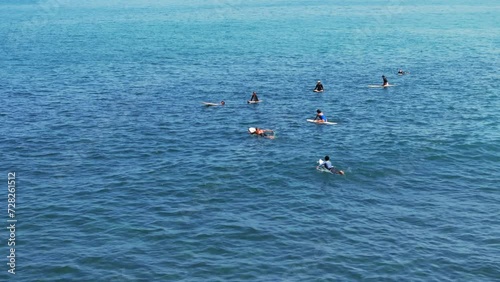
[1,1,499,281]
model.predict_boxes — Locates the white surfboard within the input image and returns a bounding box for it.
[247,100,262,104]
[202,102,220,106]
[248,127,256,133]
[307,119,337,125]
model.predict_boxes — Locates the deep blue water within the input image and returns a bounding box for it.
[1,1,499,281]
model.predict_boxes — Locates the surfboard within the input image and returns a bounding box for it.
[247,100,262,104]
[368,84,395,88]
[248,127,256,133]
[307,119,337,125]
[202,102,220,106]
[313,90,324,93]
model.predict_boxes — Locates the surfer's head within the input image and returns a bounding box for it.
[317,109,321,113]
[221,101,225,105]
[325,156,330,161]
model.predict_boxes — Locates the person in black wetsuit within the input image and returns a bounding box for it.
[382,75,389,86]
[314,81,324,92]
[250,92,259,101]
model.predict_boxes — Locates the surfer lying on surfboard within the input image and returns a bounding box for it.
[202,101,225,106]
[248,127,275,139]
[398,69,410,75]
[318,156,344,175]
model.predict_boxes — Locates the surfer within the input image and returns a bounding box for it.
[250,92,259,102]
[249,128,274,139]
[220,101,225,105]
[313,109,327,123]
[398,69,404,75]
[382,75,389,87]
[320,155,344,175]
[313,81,324,92]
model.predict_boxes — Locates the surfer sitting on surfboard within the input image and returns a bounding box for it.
[320,156,345,175]
[313,81,324,92]
[313,109,327,123]
[250,92,259,102]
[248,127,274,139]
[382,75,389,87]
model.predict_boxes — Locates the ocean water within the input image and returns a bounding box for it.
[1,0,499,281]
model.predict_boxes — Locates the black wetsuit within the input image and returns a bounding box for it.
[382,76,388,85]
[314,83,324,91]
[250,93,259,101]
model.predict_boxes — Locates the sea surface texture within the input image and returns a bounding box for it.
[1,0,499,281]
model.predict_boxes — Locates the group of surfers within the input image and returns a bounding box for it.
[248,71,409,138]
[212,71,408,175]
[245,89,341,173]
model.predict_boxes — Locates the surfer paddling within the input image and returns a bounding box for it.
[202,100,225,106]
[318,155,344,175]
[398,69,409,75]
[248,127,275,139]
